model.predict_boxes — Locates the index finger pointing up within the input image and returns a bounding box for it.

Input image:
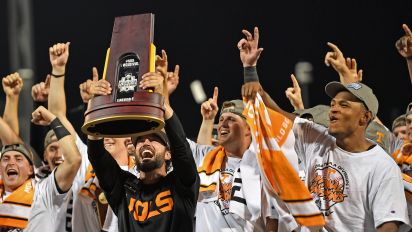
[327,42,342,56]
[290,74,300,89]
[212,86,219,103]
[403,24,412,36]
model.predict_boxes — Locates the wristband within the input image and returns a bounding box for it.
[244,66,259,83]
[51,73,65,78]
[406,56,412,61]
[50,118,70,140]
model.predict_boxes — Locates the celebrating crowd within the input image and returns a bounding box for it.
[0,23,411,232]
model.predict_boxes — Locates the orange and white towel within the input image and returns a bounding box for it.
[244,93,325,228]
[391,142,412,202]
[198,146,263,221]
[0,179,35,229]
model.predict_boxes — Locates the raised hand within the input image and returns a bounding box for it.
[325,42,360,84]
[79,67,104,103]
[241,81,264,101]
[31,74,51,102]
[167,64,180,95]
[237,27,264,67]
[31,106,57,126]
[345,58,363,82]
[155,50,168,77]
[49,42,70,74]
[395,24,412,58]
[324,42,348,73]
[200,87,219,120]
[2,72,23,97]
[285,74,304,110]
[140,72,165,95]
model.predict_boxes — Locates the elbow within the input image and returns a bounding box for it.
[70,152,82,170]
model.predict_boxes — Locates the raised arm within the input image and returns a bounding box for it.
[47,42,79,138]
[197,87,219,145]
[144,50,198,188]
[395,24,412,84]
[285,74,305,111]
[31,106,81,192]
[324,42,363,84]
[237,27,296,121]
[0,117,22,144]
[30,74,51,156]
[2,72,23,136]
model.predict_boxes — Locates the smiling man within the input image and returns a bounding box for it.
[248,80,410,231]
[87,70,199,232]
[0,144,34,231]
[190,99,278,232]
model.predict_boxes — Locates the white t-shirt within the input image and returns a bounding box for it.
[188,139,276,232]
[27,135,100,232]
[70,135,100,232]
[25,169,67,232]
[293,117,410,231]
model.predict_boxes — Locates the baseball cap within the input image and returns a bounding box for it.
[325,82,379,119]
[392,114,406,131]
[132,130,170,149]
[294,105,330,128]
[44,130,57,148]
[220,99,245,119]
[1,143,34,165]
[365,121,391,154]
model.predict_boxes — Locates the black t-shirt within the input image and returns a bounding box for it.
[88,113,199,232]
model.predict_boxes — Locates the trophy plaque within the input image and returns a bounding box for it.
[82,13,165,137]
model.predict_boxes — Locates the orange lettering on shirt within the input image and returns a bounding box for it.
[155,190,174,212]
[128,189,174,222]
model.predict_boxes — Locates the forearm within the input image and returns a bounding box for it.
[3,95,19,135]
[87,138,122,193]
[407,59,412,84]
[196,119,214,145]
[265,218,278,232]
[377,221,398,232]
[30,101,48,156]
[52,118,81,192]
[48,69,67,117]
[262,91,296,121]
[165,112,198,186]
[0,117,22,144]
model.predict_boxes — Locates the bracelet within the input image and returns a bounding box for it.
[50,118,70,140]
[406,56,412,61]
[244,66,260,83]
[51,73,65,78]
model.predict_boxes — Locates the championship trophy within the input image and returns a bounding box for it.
[81,13,165,137]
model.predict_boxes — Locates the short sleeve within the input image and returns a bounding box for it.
[370,167,410,229]
[292,117,332,165]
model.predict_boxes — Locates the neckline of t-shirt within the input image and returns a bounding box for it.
[334,143,379,157]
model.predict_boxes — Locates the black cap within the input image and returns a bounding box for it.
[132,130,170,149]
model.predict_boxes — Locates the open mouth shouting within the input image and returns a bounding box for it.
[6,168,18,178]
[139,145,155,162]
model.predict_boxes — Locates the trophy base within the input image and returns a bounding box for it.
[81,91,165,138]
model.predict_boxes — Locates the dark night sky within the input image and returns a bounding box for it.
[0,0,412,140]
